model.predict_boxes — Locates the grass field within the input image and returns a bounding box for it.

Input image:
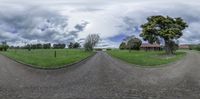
[107,50,186,67]
[1,49,93,68]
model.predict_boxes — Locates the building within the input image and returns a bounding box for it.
[94,48,112,51]
[179,44,189,49]
[140,43,162,51]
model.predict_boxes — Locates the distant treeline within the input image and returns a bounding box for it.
[10,43,66,49]
[189,44,200,51]
[9,42,81,50]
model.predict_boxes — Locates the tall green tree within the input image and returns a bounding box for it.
[73,42,81,48]
[119,42,126,50]
[127,38,142,52]
[68,42,74,49]
[1,41,9,51]
[140,15,188,55]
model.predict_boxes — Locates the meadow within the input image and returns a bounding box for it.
[107,50,186,67]
[1,49,93,69]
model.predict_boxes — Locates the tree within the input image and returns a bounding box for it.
[196,46,200,51]
[140,15,188,55]
[84,34,100,51]
[127,38,142,52]
[68,42,74,49]
[43,43,51,49]
[119,42,126,50]
[53,43,66,49]
[0,45,3,51]
[26,44,31,51]
[73,42,81,48]
[36,43,43,49]
[31,44,37,49]
[1,41,9,51]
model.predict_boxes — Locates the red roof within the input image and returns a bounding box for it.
[179,45,189,49]
[140,43,161,48]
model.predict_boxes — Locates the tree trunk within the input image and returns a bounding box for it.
[165,40,173,55]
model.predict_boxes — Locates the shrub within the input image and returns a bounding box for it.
[0,44,9,51]
[106,48,112,51]
[196,46,200,51]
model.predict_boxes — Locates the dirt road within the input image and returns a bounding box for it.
[0,51,200,99]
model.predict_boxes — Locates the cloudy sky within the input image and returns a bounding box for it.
[0,0,200,47]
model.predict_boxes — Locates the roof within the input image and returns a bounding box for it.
[140,43,161,48]
[179,45,189,49]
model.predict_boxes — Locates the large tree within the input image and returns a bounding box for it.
[140,15,188,55]
[84,34,100,51]
[73,42,81,48]
[119,42,126,50]
[127,37,142,52]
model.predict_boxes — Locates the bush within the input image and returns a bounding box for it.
[95,48,102,51]
[0,45,3,51]
[189,45,200,51]
[0,44,9,51]
[196,46,200,51]
[106,48,112,51]
[119,42,126,50]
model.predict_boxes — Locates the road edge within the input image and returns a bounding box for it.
[0,52,96,70]
[106,51,187,68]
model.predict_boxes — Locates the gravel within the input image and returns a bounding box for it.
[0,51,200,99]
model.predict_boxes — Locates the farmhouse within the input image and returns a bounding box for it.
[140,43,162,51]
[179,44,189,49]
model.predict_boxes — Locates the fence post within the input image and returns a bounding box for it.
[54,50,57,58]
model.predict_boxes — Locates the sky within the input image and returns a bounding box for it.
[0,0,200,48]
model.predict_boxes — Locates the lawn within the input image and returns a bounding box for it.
[1,49,93,69]
[107,50,186,67]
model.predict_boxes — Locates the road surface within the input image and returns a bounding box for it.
[0,51,200,99]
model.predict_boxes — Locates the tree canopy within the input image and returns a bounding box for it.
[140,15,188,54]
[127,37,142,51]
[68,42,81,49]
[119,42,126,50]
[119,35,142,51]
[84,34,100,51]
[73,42,81,48]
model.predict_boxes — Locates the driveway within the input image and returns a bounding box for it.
[0,51,200,99]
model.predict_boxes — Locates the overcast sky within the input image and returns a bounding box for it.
[0,0,200,47]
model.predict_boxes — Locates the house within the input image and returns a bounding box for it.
[140,43,162,51]
[179,44,189,49]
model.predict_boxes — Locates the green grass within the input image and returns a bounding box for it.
[1,49,93,68]
[107,50,186,67]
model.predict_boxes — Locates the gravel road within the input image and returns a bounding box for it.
[0,51,200,99]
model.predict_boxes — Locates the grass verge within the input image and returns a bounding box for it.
[1,49,93,69]
[107,50,186,67]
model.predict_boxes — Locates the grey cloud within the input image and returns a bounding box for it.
[74,21,88,31]
[0,5,88,44]
[71,8,104,12]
